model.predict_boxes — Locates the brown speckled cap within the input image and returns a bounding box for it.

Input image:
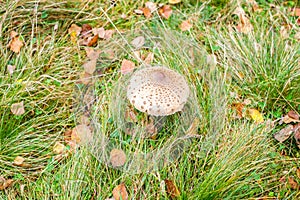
[126,66,190,116]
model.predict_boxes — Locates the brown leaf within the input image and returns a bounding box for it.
[11,101,25,115]
[110,149,126,167]
[179,20,193,31]
[121,59,135,74]
[87,34,99,46]
[165,179,180,198]
[71,124,93,145]
[0,178,13,190]
[294,123,300,147]
[231,103,244,119]
[131,36,145,49]
[78,71,92,85]
[92,27,105,39]
[112,183,128,200]
[145,2,157,12]
[81,24,93,37]
[68,24,82,43]
[142,7,152,18]
[13,156,25,166]
[104,30,114,40]
[7,65,16,75]
[169,0,181,4]
[297,168,300,179]
[143,52,154,64]
[288,111,299,120]
[289,8,300,17]
[53,142,65,154]
[83,59,97,74]
[274,125,294,143]
[288,177,298,190]
[8,31,23,53]
[85,48,101,60]
[159,5,172,19]
[233,7,253,34]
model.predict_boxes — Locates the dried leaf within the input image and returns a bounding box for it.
[159,5,172,19]
[144,52,154,64]
[165,179,180,198]
[13,156,25,166]
[145,2,157,12]
[131,36,145,49]
[248,108,264,123]
[79,71,92,85]
[104,30,114,40]
[83,59,97,74]
[81,24,93,37]
[233,7,253,34]
[274,125,293,143]
[68,24,82,43]
[8,31,23,53]
[11,101,25,115]
[121,59,135,74]
[179,20,193,31]
[248,0,262,12]
[169,0,181,4]
[289,8,300,17]
[85,48,101,60]
[0,178,13,190]
[288,111,299,120]
[53,142,65,154]
[7,65,16,75]
[294,123,300,147]
[112,183,128,200]
[297,168,300,179]
[92,27,105,39]
[71,124,93,145]
[142,7,152,18]
[134,9,144,15]
[110,149,126,167]
[288,177,298,190]
[231,103,244,119]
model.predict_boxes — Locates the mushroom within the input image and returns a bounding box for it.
[126,66,190,117]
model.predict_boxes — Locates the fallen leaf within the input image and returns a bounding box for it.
[85,48,101,60]
[145,2,157,12]
[104,30,114,40]
[274,125,294,143]
[144,52,154,64]
[11,101,25,115]
[159,5,172,19]
[0,178,13,190]
[13,156,25,166]
[179,20,193,31]
[7,65,16,75]
[131,36,145,49]
[294,123,300,147]
[92,27,105,39]
[8,31,23,53]
[281,111,300,124]
[68,24,82,43]
[64,129,73,142]
[71,124,93,145]
[248,0,262,12]
[78,71,92,85]
[110,149,126,167]
[248,108,264,123]
[297,168,300,179]
[112,183,128,200]
[121,59,135,74]
[169,0,181,4]
[142,7,152,18]
[83,59,97,74]
[233,7,253,34]
[81,24,93,37]
[53,142,65,154]
[165,179,180,198]
[289,8,300,17]
[134,9,144,15]
[288,177,298,190]
[288,111,299,120]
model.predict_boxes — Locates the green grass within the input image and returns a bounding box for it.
[1,0,300,199]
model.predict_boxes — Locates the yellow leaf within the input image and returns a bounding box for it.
[53,142,65,154]
[248,108,264,123]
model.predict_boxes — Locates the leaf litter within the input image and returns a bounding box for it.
[112,183,128,200]
[8,31,24,53]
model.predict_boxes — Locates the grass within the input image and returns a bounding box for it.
[1,0,300,199]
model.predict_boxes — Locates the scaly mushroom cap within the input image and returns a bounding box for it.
[126,66,190,116]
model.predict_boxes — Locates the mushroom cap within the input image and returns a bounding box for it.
[126,66,190,116]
